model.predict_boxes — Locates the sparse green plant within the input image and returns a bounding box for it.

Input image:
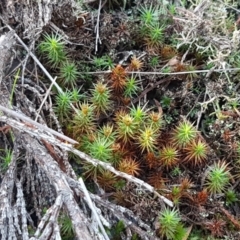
[149,56,159,68]
[225,13,236,32]
[174,223,187,240]
[188,106,200,119]
[59,213,74,240]
[204,62,215,70]
[168,4,176,15]
[159,145,179,169]
[161,96,172,109]
[85,135,114,162]
[123,76,139,98]
[54,90,73,122]
[139,4,160,25]
[205,161,231,195]
[188,228,205,240]
[114,179,126,190]
[171,186,181,205]
[93,55,114,70]
[159,208,182,240]
[38,33,66,67]
[79,64,93,83]
[185,64,198,81]
[0,149,13,170]
[137,126,158,153]
[138,4,166,48]
[184,139,208,166]
[162,66,172,73]
[231,99,239,109]
[71,102,95,136]
[91,81,112,115]
[98,123,116,141]
[172,119,198,148]
[225,189,238,206]
[180,0,188,8]
[171,166,182,177]
[109,220,126,240]
[130,103,148,125]
[71,88,84,103]
[59,61,79,88]
[145,22,165,48]
[131,233,139,240]
[148,111,164,131]
[228,50,240,68]
[116,113,138,143]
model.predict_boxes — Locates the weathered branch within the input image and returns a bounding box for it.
[23,133,94,239]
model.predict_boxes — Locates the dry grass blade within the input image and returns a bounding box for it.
[79,178,110,240]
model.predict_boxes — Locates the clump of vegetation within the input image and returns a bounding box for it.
[183,138,208,166]
[85,135,114,162]
[59,213,74,240]
[171,119,198,148]
[59,60,79,88]
[38,33,67,67]
[0,148,13,171]
[159,145,179,169]
[70,102,95,137]
[123,76,140,98]
[205,161,231,195]
[158,208,185,240]
[137,126,158,152]
[116,112,138,143]
[91,81,112,115]
[54,90,74,123]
